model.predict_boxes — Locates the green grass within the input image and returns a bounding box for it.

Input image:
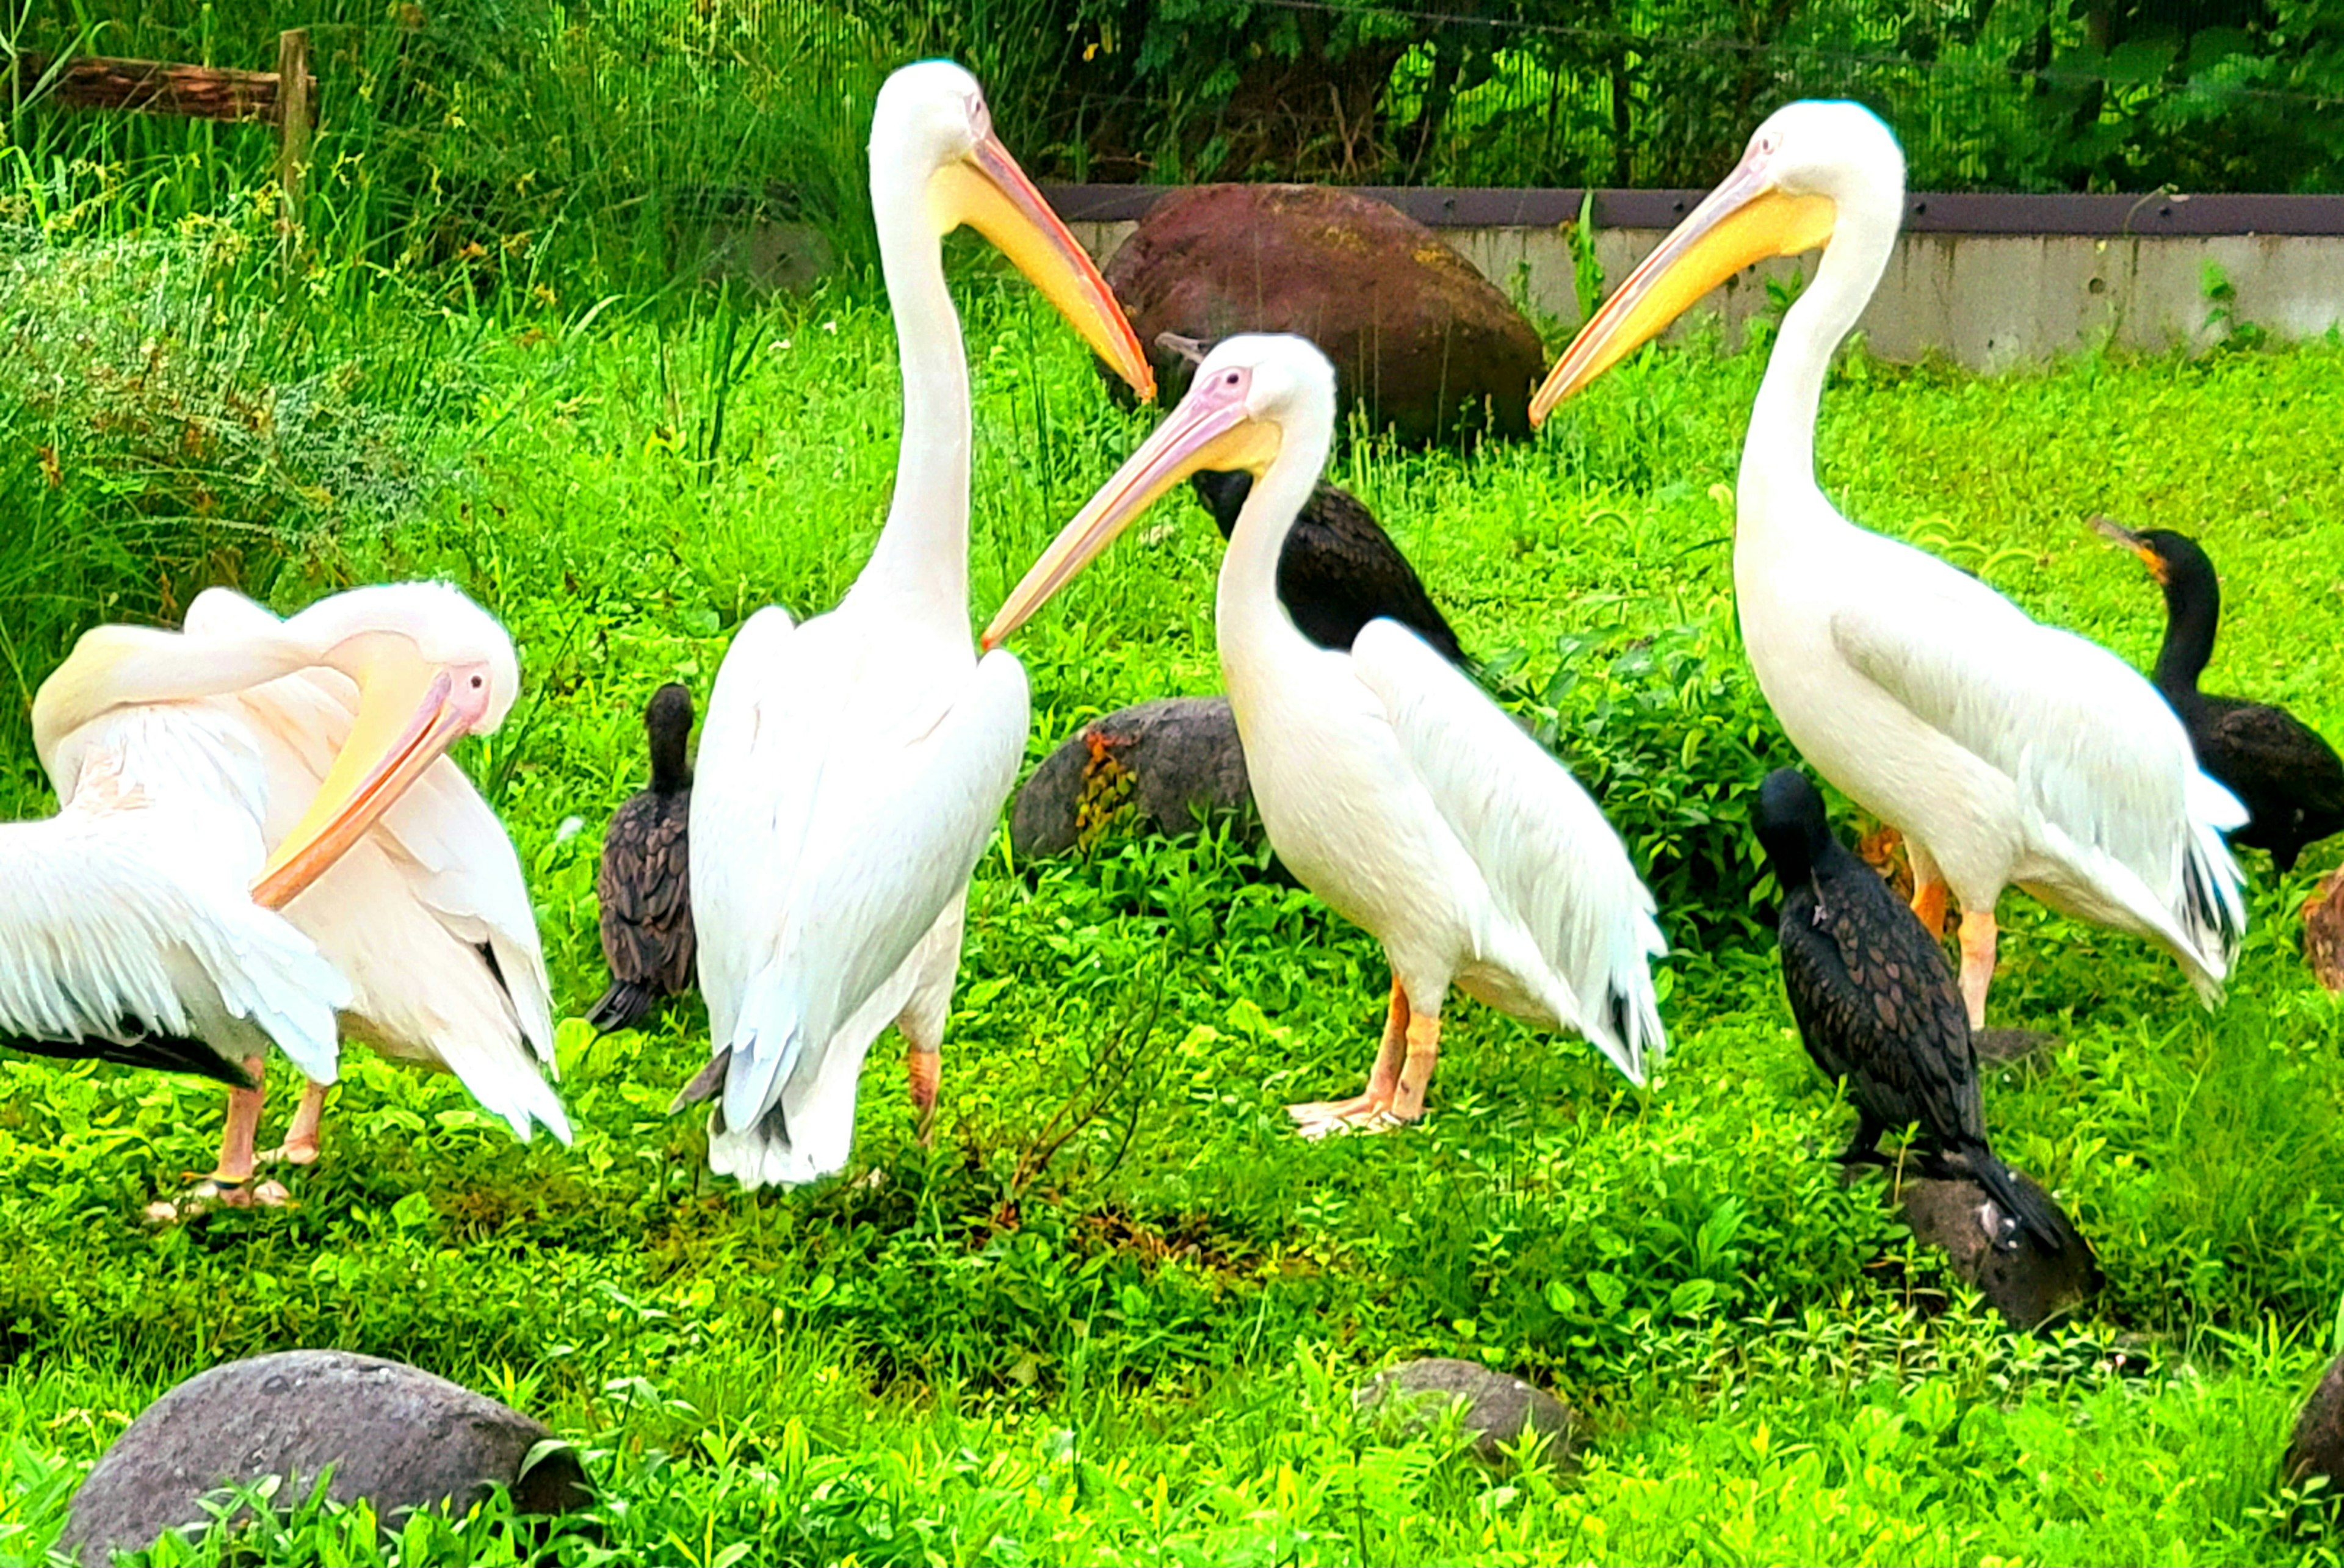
[3,225,2344,1565]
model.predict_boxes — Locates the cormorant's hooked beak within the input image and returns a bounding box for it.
[934,133,1154,400]
[250,643,493,909]
[1530,153,1836,423]
[1156,331,1208,366]
[2089,515,2168,582]
[983,367,1278,649]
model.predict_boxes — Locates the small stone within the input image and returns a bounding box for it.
[1009,696,1254,859]
[1899,1172,2101,1330]
[1103,185,1545,446]
[1972,1028,2060,1066]
[59,1350,590,1562]
[1353,1357,1581,1470]
[2285,1353,2344,1490]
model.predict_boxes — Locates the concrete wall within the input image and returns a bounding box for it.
[1065,219,2344,372]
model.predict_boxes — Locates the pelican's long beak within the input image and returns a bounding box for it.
[2089,515,2167,581]
[1529,159,1836,423]
[249,649,486,909]
[982,378,1276,648]
[938,134,1155,400]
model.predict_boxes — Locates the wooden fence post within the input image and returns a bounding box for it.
[275,27,312,267]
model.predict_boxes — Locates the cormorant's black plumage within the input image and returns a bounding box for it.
[588,683,696,1033]
[1754,768,2068,1252]
[2102,520,2344,875]
[1190,470,1466,665]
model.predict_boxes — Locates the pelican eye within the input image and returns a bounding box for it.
[469,674,486,690]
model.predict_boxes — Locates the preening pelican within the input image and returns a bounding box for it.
[186,584,567,1178]
[5,581,563,1200]
[1530,101,2246,1026]
[589,682,696,1033]
[677,60,1153,1188]
[985,334,1663,1133]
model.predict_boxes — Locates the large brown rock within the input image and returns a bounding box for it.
[1899,1172,2102,1330]
[59,1350,590,1561]
[1010,696,1254,859]
[2285,1353,2344,1490]
[1104,185,1545,445]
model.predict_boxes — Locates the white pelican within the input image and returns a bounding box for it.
[678,60,1153,1188]
[4,582,564,1204]
[187,585,566,1173]
[1528,100,2246,1027]
[983,334,1663,1132]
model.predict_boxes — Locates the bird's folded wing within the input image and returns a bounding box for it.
[700,632,1028,1136]
[1828,584,2230,880]
[2206,701,2344,804]
[1350,618,1664,1080]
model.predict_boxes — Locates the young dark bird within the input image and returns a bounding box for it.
[587,684,696,1033]
[2096,518,2344,874]
[1754,768,2067,1252]
[1160,333,1464,666]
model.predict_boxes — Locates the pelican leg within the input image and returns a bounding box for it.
[1387,1013,1443,1124]
[261,1079,329,1166]
[1910,878,1949,939]
[1957,909,1998,1030]
[150,1058,293,1219]
[907,1047,941,1147]
[198,1057,268,1185]
[1287,975,1407,1138]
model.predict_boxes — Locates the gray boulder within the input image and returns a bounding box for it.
[1010,696,1254,859]
[1354,1357,1582,1470]
[60,1349,589,1561]
[1900,1173,2101,1330]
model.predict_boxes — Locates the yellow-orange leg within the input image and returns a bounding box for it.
[1911,878,1949,939]
[1288,976,1408,1138]
[908,1048,941,1147]
[1957,908,1998,1030]
[262,1079,329,1166]
[1387,1013,1443,1124]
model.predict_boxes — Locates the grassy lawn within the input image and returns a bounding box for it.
[2,230,2343,1564]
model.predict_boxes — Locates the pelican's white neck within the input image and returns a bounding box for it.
[1738,186,1900,521]
[1217,413,1332,671]
[849,154,972,620]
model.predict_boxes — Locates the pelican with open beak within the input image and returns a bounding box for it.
[987,334,1663,1133]
[8,581,564,1206]
[678,60,1154,1190]
[1530,101,2245,1027]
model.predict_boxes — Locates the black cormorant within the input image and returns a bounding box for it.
[588,683,696,1033]
[2096,518,2344,875]
[1754,768,2067,1252]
